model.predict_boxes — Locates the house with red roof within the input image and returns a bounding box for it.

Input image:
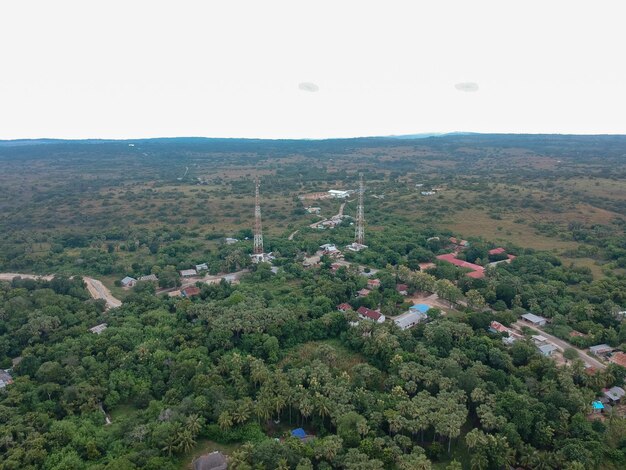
[396,284,409,296]
[357,288,371,297]
[367,279,381,289]
[181,286,201,298]
[356,306,385,323]
[436,253,485,279]
[337,303,352,312]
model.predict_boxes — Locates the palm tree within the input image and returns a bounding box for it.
[218,411,233,431]
[186,414,203,437]
[161,434,177,457]
[176,430,196,453]
[470,452,489,470]
[233,402,252,425]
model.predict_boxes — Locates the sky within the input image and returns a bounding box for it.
[1,1,625,140]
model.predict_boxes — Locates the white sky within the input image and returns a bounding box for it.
[1,1,625,139]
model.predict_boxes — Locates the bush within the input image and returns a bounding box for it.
[204,422,266,443]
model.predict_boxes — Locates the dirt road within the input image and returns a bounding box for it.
[0,272,122,310]
[288,230,299,241]
[0,273,54,281]
[513,321,606,369]
[84,277,122,310]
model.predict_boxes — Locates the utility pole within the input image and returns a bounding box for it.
[253,177,264,255]
[355,173,365,245]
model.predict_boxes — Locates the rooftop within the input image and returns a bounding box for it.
[394,310,427,329]
[609,352,626,368]
[521,312,547,323]
[357,306,383,321]
[436,253,485,278]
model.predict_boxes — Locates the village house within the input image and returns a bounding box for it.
[357,288,371,297]
[195,263,209,272]
[538,343,558,357]
[608,351,626,368]
[180,269,197,278]
[489,321,510,334]
[89,323,108,334]
[181,286,201,298]
[306,206,321,214]
[120,276,136,288]
[138,274,158,282]
[356,306,385,323]
[449,237,469,250]
[520,312,548,326]
[396,284,409,296]
[0,370,13,389]
[603,386,626,404]
[436,253,485,279]
[367,279,381,289]
[336,303,352,312]
[589,344,613,357]
[225,237,239,245]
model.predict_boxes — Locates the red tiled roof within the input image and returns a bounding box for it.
[467,270,485,279]
[337,303,352,311]
[436,253,485,278]
[358,288,371,296]
[396,284,409,291]
[182,286,201,297]
[490,321,509,333]
[489,247,506,255]
[367,279,381,287]
[609,352,626,368]
[357,306,382,321]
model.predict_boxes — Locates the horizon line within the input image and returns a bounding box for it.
[2,131,626,143]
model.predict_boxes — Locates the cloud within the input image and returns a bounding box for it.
[298,82,319,92]
[454,82,479,92]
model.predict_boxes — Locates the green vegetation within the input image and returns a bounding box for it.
[0,135,625,469]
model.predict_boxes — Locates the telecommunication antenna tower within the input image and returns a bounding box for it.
[253,177,264,255]
[355,173,365,245]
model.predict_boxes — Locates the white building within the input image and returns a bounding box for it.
[394,311,427,330]
[346,242,368,252]
[89,323,108,335]
[195,263,209,272]
[225,237,239,245]
[180,269,197,277]
[328,190,349,198]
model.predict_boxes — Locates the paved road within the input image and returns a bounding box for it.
[513,321,606,369]
[1,272,123,310]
